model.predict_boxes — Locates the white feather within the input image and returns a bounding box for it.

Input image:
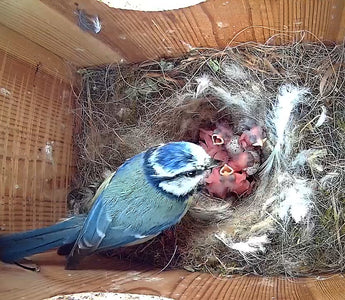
[292,149,316,168]
[272,85,308,148]
[215,232,269,253]
[315,105,327,128]
[231,235,269,253]
[292,148,327,171]
[211,86,250,113]
[222,63,248,80]
[195,74,212,98]
[277,175,312,223]
[260,85,309,174]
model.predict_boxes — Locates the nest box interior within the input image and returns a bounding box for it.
[1,0,345,299]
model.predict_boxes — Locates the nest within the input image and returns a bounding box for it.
[70,38,345,276]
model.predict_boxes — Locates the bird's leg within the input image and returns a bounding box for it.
[15,260,40,272]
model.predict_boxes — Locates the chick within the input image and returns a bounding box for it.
[227,151,255,172]
[199,128,229,161]
[239,125,266,149]
[223,172,251,196]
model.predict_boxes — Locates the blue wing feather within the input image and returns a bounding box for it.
[67,151,190,266]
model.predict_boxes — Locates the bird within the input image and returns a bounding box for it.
[239,125,266,149]
[205,166,251,198]
[225,134,243,156]
[222,172,251,196]
[227,151,255,172]
[199,128,229,161]
[245,150,261,175]
[0,142,216,269]
[211,122,233,145]
[204,167,228,199]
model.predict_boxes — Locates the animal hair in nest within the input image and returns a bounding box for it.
[70,39,345,276]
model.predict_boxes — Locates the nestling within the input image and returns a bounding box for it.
[0,142,216,269]
[199,121,264,199]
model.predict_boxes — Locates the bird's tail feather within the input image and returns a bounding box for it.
[0,215,86,263]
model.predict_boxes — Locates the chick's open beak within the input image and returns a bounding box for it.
[212,134,224,145]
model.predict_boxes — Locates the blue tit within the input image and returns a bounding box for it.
[0,142,216,269]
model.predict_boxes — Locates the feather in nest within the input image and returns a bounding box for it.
[260,85,309,175]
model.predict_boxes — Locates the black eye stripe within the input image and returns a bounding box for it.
[157,169,204,181]
[185,170,197,177]
[183,169,205,177]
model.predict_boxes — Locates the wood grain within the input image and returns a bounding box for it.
[1,252,345,300]
[0,24,75,83]
[40,0,345,65]
[0,0,343,66]
[0,50,75,233]
[0,0,123,67]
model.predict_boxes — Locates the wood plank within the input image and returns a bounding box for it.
[0,50,75,233]
[1,251,345,299]
[0,24,75,83]
[0,0,124,67]
[336,2,345,42]
[40,0,345,65]
[1,0,343,66]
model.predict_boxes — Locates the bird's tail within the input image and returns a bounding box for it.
[0,215,86,263]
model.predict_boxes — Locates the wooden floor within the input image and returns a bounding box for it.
[0,252,345,300]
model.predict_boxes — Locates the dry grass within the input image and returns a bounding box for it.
[71,39,345,276]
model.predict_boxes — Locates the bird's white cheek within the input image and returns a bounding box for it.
[159,175,204,197]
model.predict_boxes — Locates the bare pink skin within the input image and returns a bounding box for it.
[223,172,251,196]
[199,128,229,161]
[204,167,229,199]
[212,122,233,144]
[200,123,263,199]
[205,169,251,198]
[239,125,265,149]
[227,152,254,172]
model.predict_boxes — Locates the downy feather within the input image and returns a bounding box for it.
[260,85,309,175]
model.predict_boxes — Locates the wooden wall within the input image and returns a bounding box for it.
[0,0,343,231]
[0,1,345,297]
[0,49,75,233]
[0,0,344,67]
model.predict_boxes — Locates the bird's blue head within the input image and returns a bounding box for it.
[144,142,216,199]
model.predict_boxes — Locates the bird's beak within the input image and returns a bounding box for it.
[208,158,220,169]
[253,138,266,147]
[212,134,224,145]
[220,164,234,176]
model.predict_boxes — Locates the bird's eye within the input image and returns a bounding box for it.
[185,170,197,177]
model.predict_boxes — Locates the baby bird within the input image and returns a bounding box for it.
[228,151,255,172]
[239,125,266,149]
[245,150,261,175]
[0,142,215,269]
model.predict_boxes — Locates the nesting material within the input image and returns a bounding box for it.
[72,40,345,276]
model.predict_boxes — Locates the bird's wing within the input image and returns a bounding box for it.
[66,171,118,268]
[66,152,189,268]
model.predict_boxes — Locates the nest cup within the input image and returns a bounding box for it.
[72,40,345,276]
